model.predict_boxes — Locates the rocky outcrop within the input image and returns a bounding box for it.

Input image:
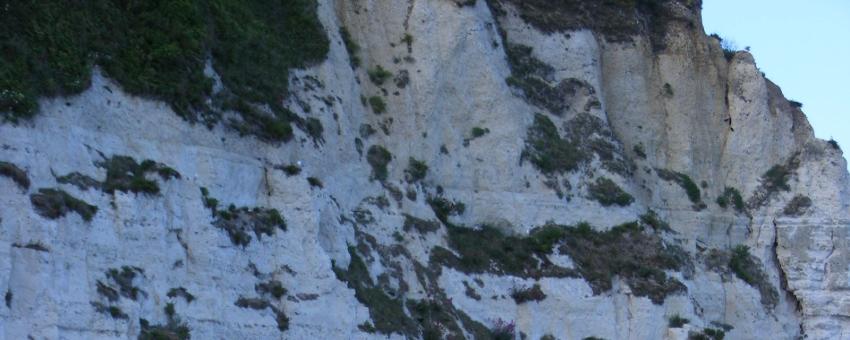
[1,0,847,339]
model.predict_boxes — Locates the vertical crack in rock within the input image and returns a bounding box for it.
[772,219,803,315]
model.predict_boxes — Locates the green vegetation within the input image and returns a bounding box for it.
[333,246,491,339]
[213,204,287,247]
[256,280,287,299]
[689,328,726,340]
[762,164,792,192]
[333,247,417,336]
[669,314,689,328]
[366,145,393,181]
[234,297,289,331]
[0,0,329,142]
[404,158,428,183]
[104,266,144,301]
[782,195,812,217]
[656,169,702,205]
[751,156,800,207]
[663,83,674,96]
[828,139,840,150]
[426,196,466,225]
[504,44,559,114]
[789,100,803,109]
[203,189,287,247]
[368,65,393,85]
[588,177,634,207]
[307,176,323,188]
[305,117,324,142]
[368,96,386,114]
[0,161,29,190]
[200,187,219,215]
[98,156,180,195]
[277,164,302,176]
[524,113,583,174]
[91,301,128,319]
[716,187,745,213]
[490,319,515,340]
[11,242,49,252]
[728,245,778,308]
[432,222,689,304]
[30,188,98,221]
[639,209,671,232]
[401,33,414,50]
[633,144,647,159]
[510,284,546,304]
[167,287,195,303]
[471,127,490,138]
[402,214,440,234]
[523,112,631,177]
[56,172,101,191]
[139,303,191,339]
[340,27,361,68]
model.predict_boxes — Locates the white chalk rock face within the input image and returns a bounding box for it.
[0,0,848,339]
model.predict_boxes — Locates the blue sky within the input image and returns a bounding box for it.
[702,0,850,157]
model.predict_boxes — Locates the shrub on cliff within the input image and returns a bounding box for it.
[588,177,634,207]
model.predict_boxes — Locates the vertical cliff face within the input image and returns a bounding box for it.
[1,1,848,339]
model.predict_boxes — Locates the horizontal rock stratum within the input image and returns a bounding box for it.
[1,1,848,339]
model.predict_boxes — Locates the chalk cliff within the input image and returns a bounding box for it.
[1,1,848,339]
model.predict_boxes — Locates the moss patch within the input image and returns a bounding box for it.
[30,188,97,221]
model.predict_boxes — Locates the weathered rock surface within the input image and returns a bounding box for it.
[1,1,848,339]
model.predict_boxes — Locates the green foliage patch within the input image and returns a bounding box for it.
[523,113,584,174]
[404,158,428,183]
[30,188,98,221]
[432,221,689,304]
[0,0,329,142]
[0,161,30,190]
[588,177,634,207]
[366,145,392,181]
[656,169,702,206]
[213,204,287,247]
[728,245,778,308]
[97,156,180,195]
[716,187,745,213]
